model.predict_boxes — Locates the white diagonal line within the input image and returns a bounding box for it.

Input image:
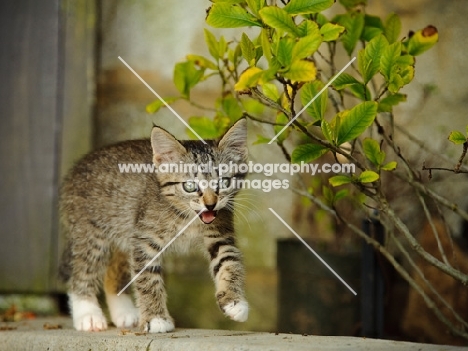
[268,56,356,144]
[118,56,207,144]
[269,208,357,296]
[117,209,205,296]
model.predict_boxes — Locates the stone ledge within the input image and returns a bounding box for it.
[0,317,465,351]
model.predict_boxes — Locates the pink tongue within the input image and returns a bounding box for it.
[200,211,217,224]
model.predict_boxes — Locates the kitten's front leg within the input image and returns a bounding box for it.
[131,243,174,333]
[205,234,249,322]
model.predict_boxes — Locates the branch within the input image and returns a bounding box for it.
[388,226,468,332]
[415,191,451,267]
[243,112,286,127]
[298,189,468,340]
[380,196,468,285]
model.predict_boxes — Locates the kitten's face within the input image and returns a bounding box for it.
[150,119,248,224]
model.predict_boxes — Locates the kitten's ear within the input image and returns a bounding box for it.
[218,118,248,162]
[151,127,186,165]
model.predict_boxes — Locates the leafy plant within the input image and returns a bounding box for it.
[147,0,468,340]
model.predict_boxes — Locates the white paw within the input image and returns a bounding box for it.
[224,300,249,322]
[106,294,139,328]
[69,293,108,331]
[145,317,175,333]
[74,313,108,331]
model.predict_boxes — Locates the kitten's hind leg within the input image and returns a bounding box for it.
[66,220,110,331]
[104,250,139,328]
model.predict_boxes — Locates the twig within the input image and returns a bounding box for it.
[455,141,468,172]
[380,195,468,285]
[188,99,217,112]
[415,191,451,266]
[297,189,468,340]
[388,227,468,331]
[243,112,286,126]
[251,87,292,118]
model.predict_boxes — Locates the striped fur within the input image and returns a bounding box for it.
[59,119,249,332]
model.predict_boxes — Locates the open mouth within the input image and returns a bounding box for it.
[199,210,217,224]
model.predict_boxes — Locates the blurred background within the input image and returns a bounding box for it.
[1,0,467,346]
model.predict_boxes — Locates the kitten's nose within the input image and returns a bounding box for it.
[205,204,216,211]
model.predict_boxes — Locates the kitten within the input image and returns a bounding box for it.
[59,119,249,333]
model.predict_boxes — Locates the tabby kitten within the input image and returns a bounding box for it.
[59,119,249,333]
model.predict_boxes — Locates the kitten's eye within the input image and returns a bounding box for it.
[219,178,231,189]
[183,181,198,193]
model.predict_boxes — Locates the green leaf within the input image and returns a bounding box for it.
[332,74,370,100]
[262,83,280,101]
[396,55,415,67]
[335,189,349,201]
[361,26,383,42]
[261,29,273,62]
[284,0,335,15]
[381,161,397,171]
[337,101,378,144]
[378,93,407,112]
[207,3,262,28]
[400,65,414,85]
[187,116,220,139]
[204,29,220,60]
[214,114,232,133]
[218,36,227,58]
[174,61,205,98]
[275,37,295,67]
[320,23,345,41]
[241,33,257,66]
[219,95,243,121]
[362,138,385,166]
[146,96,179,114]
[242,98,265,115]
[291,143,328,163]
[228,44,242,64]
[259,6,300,37]
[380,41,401,81]
[332,73,361,90]
[360,35,389,83]
[335,12,365,55]
[253,134,271,145]
[283,60,317,82]
[349,83,372,101]
[339,0,367,9]
[301,80,328,121]
[292,34,322,60]
[407,25,438,56]
[329,175,352,187]
[321,119,334,143]
[448,131,467,145]
[384,13,401,43]
[358,170,380,183]
[298,20,320,37]
[186,55,218,70]
[387,73,405,94]
[361,15,384,42]
[316,13,329,27]
[245,0,265,16]
[235,67,263,91]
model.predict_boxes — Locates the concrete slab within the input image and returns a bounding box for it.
[0,317,465,351]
